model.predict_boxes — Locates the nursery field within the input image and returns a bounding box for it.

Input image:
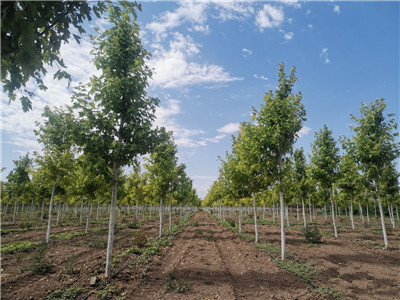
[1,209,399,299]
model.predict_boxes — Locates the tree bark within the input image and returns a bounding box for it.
[159,198,163,237]
[308,196,312,222]
[376,182,388,247]
[349,194,355,230]
[80,196,84,224]
[301,196,306,228]
[359,202,364,224]
[85,197,92,233]
[46,181,57,243]
[296,199,299,222]
[330,186,338,238]
[252,192,258,243]
[169,192,172,231]
[41,201,45,222]
[56,199,61,226]
[13,200,18,224]
[238,198,242,234]
[105,162,119,277]
[272,198,276,224]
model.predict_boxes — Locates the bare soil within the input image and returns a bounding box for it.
[1,210,399,299]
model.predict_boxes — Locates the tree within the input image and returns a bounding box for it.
[145,129,178,236]
[294,148,308,228]
[1,1,108,111]
[35,106,75,242]
[252,62,306,259]
[6,153,32,224]
[310,125,340,238]
[351,98,400,247]
[338,137,361,230]
[72,2,159,277]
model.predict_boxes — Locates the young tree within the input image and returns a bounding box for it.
[6,153,32,224]
[252,62,306,259]
[145,129,178,236]
[294,148,308,228]
[35,106,75,242]
[338,137,361,230]
[351,98,400,247]
[310,125,340,238]
[72,2,159,277]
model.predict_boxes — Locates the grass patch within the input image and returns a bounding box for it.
[276,259,317,284]
[165,273,191,294]
[51,232,87,240]
[45,287,85,299]
[2,240,40,254]
[312,287,342,299]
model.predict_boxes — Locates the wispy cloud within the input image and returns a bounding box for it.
[255,4,284,31]
[284,31,294,40]
[242,48,252,57]
[298,126,312,138]
[217,122,241,134]
[334,5,341,15]
[253,74,268,81]
[320,47,330,64]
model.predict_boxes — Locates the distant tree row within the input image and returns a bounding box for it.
[203,63,399,255]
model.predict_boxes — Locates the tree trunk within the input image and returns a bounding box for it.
[263,200,266,220]
[96,202,100,220]
[159,198,163,237]
[366,205,370,223]
[238,198,242,234]
[285,205,289,227]
[376,182,388,247]
[30,200,34,219]
[252,192,258,243]
[279,176,286,259]
[350,194,355,230]
[396,205,399,223]
[3,201,9,217]
[85,197,92,233]
[272,198,276,224]
[46,181,57,243]
[359,202,364,224]
[330,186,338,238]
[169,192,172,231]
[41,201,45,222]
[80,196,84,224]
[135,198,138,221]
[296,199,299,222]
[301,196,306,228]
[308,196,312,222]
[56,199,61,226]
[323,203,327,221]
[105,162,119,277]
[13,200,18,224]
[20,202,24,217]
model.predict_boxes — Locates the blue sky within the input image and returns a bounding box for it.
[1,1,399,199]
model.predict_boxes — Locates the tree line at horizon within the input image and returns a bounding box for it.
[202,63,399,256]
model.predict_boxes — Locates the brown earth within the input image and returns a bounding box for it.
[1,210,399,299]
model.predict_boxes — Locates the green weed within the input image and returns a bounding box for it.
[302,226,323,244]
[276,259,317,284]
[45,287,85,299]
[2,240,40,254]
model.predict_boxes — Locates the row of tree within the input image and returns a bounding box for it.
[203,63,399,257]
[1,2,199,277]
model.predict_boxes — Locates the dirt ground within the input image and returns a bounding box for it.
[1,210,399,299]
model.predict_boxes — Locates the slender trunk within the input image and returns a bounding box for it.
[135,199,138,221]
[273,199,276,224]
[285,205,289,227]
[301,196,306,228]
[359,202,364,224]
[279,166,286,260]
[396,205,399,223]
[330,186,338,238]
[252,192,259,243]
[323,203,328,221]
[80,197,84,224]
[169,192,172,231]
[296,199,299,222]
[96,202,100,220]
[56,199,61,226]
[13,200,18,224]
[46,181,57,243]
[105,162,119,277]
[350,194,355,230]
[263,200,266,220]
[159,198,163,237]
[238,198,242,234]
[366,205,370,223]
[85,197,92,233]
[3,201,9,217]
[308,196,312,222]
[20,203,24,217]
[373,198,377,217]
[376,182,388,248]
[41,201,45,222]
[30,200,34,219]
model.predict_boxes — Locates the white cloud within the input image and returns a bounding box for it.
[320,47,330,64]
[280,0,301,9]
[334,5,341,15]
[287,17,294,24]
[203,134,226,143]
[306,9,311,16]
[307,24,313,29]
[217,122,240,134]
[284,31,294,40]
[1,37,95,154]
[253,74,268,81]
[213,2,255,21]
[298,126,312,138]
[148,33,242,89]
[146,2,208,37]
[255,4,284,31]
[242,48,252,57]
